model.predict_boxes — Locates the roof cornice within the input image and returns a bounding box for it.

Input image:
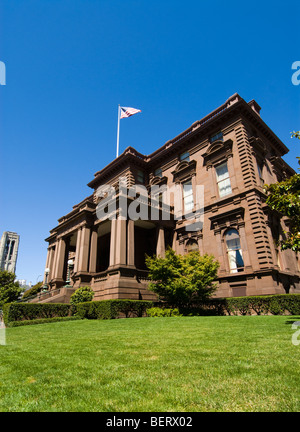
[87,93,290,189]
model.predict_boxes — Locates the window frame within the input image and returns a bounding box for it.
[256,159,265,187]
[182,180,194,213]
[215,161,232,198]
[210,131,223,143]
[225,228,244,273]
[136,170,145,184]
[179,151,190,162]
[154,168,162,178]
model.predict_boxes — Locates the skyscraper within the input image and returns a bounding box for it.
[0,231,20,274]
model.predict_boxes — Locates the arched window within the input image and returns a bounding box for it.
[186,239,198,253]
[225,229,244,273]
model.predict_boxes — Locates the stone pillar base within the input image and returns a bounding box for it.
[91,266,157,301]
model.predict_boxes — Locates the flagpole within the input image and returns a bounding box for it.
[116,104,120,158]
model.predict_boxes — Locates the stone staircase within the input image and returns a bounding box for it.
[26,286,76,304]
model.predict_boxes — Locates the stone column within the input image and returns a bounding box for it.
[43,248,51,283]
[156,226,165,257]
[47,247,54,280]
[127,219,135,267]
[74,228,82,273]
[77,226,91,272]
[89,228,98,273]
[49,247,56,280]
[115,218,127,266]
[53,238,66,280]
[109,218,117,267]
[172,231,177,251]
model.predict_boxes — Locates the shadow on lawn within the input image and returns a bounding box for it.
[284,316,300,325]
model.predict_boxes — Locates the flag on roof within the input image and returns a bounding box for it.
[120,106,141,119]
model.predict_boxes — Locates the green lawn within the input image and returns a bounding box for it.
[0,316,299,412]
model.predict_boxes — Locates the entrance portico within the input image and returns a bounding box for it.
[44,194,175,302]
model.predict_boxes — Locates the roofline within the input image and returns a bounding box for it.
[87,93,290,189]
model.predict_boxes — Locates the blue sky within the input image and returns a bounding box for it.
[0,0,299,284]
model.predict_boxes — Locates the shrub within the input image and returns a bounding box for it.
[225,294,300,316]
[247,296,269,315]
[282,294,300,315]
[75,300,154,320]
[7,316,82,327]
[163,294,300,316]
[3,302,74,326]
[146,307,181,317]
[22,282,44,300]
[226,297,252,316]
[70,286,94,306]
[146,248,219,307]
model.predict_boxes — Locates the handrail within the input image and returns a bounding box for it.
[20,286,74,303]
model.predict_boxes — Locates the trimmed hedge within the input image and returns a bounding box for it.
[146,307,181,317]
[3,300,153,325]
[3,302,74,326]
[177,294,300,316]
[7,316,82,328]
[76,299,154,320]
[3,294,299,325]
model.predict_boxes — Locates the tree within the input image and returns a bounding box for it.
[265,131,300,252]
[145,248,220,307]
[0,270,24,308]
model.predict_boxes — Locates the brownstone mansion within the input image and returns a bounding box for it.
[38,93,299,304]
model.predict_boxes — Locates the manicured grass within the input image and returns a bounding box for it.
[0,316,299,412]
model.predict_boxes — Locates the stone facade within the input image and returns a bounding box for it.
[41,93,300,303]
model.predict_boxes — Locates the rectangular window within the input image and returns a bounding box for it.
[226,229,244,273]
[216,162,232,197]
[210,131,223,143]
[183,180,194,212]
[257,161,264,187]
[154,168,162,178]
[179,151,190,162]
[228,248,244,273]
[137,170,145,183]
